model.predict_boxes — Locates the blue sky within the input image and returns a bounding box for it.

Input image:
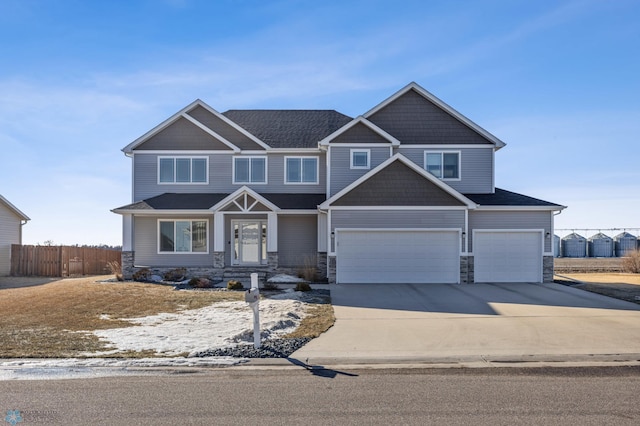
[1,0,639,245]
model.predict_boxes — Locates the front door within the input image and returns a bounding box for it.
[232,220,267,265]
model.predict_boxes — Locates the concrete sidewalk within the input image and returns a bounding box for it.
[290,282,640,365]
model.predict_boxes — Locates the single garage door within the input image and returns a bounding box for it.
[336,229,460,284]
[474,231,542,283]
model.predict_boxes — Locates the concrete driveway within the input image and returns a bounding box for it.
[291,282,640,365]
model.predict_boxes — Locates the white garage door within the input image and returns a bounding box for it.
[336,229,460,284]
[474,231,542,283]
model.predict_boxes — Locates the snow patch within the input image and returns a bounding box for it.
[267,274,305,283]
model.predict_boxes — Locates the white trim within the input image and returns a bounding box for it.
[284,156,319,185]
[320,153,477,209]
[399,144,495,149]
[269,148,322,153]
[156,218,210,255]
[112,209,212,215]
[190,101,271,150]
[210,186,280,213]
[350,149,370,170]
[214,212,224,252]
[0,195,30,221]
[424,150,461,181]
[122,214,133,251]
[157,156,209,185]
[475,206,566,211]
[232,156,268,185]
[131,150,235,155]
[362,82,507,150]
[180,113,240,152]
[277,210,318,215]
[327,206,468,211]
[318,116,402,146]
[326,146,332,197]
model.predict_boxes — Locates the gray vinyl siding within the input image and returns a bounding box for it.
[133,152,327,201]
[397,147,494,194]
[329,146,391,196]
[330,209,465,252]
[133,215,214,267]
[468,210,553,253]
[0,204,22,275]
[367,89,493,145]
[278,215,318,267]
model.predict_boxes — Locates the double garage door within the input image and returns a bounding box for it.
[335,229,543,284]
[474,231,543,283]
[336,229,460,284]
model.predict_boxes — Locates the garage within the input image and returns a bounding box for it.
[473,230,542,283]
[335,229,460,284]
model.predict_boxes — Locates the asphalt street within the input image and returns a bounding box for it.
[1,366,639,425]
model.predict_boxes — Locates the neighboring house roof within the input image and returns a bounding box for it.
[465,188,565,209]
[0,195,30,221]
[222,110,353,149]
[112,192,327,212]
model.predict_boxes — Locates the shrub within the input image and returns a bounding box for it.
[106,261,123,281]
[164,267,187,282]
[132,268,152,282]
[227,280,244,290]
[297,255,320,282]
[295,282,312,292]
[263,281,280,291]
[189,277,212,288]
[622,250,640,274]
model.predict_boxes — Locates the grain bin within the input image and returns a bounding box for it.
[553,235,561,257]
[614,232,637,257]
[587,232,613,257]
[561,232,586,258]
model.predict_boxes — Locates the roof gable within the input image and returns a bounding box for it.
[134,116,234,151]
[364,82,506,149]
[322,154,476,208]
[186,105,267,150]
[0,195,30,221]
[319,116,401,146]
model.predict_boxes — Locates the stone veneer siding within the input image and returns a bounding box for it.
[121,251,135,280]
[543,256,554,283]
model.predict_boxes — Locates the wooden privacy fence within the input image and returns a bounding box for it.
[10,245,121,277]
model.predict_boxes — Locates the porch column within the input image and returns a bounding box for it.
[214,212,224,252]
[267,212,278,252]
[122,214,133,251]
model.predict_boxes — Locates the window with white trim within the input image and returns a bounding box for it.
[159,220,208,253]
[285,157,318,184]
[158,157,208,184]
[350,149,370,169]
[424,151,460,179]
[233,157,267,184]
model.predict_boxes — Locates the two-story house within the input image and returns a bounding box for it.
[113,82,565,284]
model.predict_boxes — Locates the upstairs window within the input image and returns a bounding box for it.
[159,157,207,184]
[285,157,318,184]
[425,152,460,180]
[350,149,370,169]
[159,220,208,253]
[234,157,267,184]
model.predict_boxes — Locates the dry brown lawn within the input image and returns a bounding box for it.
[555,273,640,305]
[0,276,242,358]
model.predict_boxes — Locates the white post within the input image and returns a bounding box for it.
[250,273,260,349]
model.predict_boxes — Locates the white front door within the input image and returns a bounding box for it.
[232,220,267,265]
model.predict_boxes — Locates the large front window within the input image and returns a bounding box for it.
[285,157,318,184]
[159,220,207,253]
[234,157,266,184]
[159,157,207,183]
[425,152,460,179]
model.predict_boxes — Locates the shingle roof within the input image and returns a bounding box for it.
[222,110,353,148]
[465,188,563,207]
[114,193,327,211]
